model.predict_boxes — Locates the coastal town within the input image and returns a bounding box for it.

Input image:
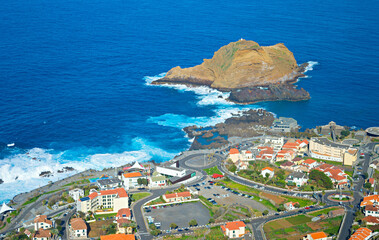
[0,116,378,240]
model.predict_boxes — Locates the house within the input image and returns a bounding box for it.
[116,218,132,234]
[163,191,191,203]
[149,171,167,187]
[261,167,274,178]
[284,202,299,210]
[295,139,309,153]
[121,172,148,190]
[212,173,224,179]
[368,178,375,186]
[280,161,295,170]
[264,137,285,148]
[34,215,54,231]
[315,164,348,189]
[237,160,248,170]
[303,231,330,240]
[302,159,318,169]
[369,160,379,169]
[282,141,300,153]
[69,188,84,201]
[349,227,372,240]
[271,117,298,132]
[97,178,124,190]
[24,229,32,238]
[286,172,308,187]
[116,208,131,220]
[256,147,275,161]
[100,234,135,240]
[364,205,379,217]
[292,165,311,173]
[220,221,246,239]
[362,216,379,225]
[31,228,51,240]
[69,218,87,238]
[292,157,304,165]
[229,148,240,163]
[276,150,295,162]
[360,195,379,207]
[77,188,129,213]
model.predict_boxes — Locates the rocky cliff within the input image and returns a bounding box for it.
[153,40,306,91]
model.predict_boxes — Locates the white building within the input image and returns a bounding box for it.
[77,188,129,213]
[69,218,87,238]
[284,202,298,211]
[261,167,274,178]
[34,215,54,231]
[221,221,246,239]
[365,205,379,217]
[121,172,148,190]
[149,171,167,187]
[286,172,308,187]
[97,178,123,190]
[69,189,84,201]
[156,166,186,177]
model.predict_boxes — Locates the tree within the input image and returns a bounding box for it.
[309,170,333,189]
[277,204,285,212]
[294,203,300,208]
[189,219,198,227]
[150,229,161,236]
[341,130,350,138]
[228,164,237,173]
[50,228,59,236]
[208,218,215,224]
[363,173,368,179]
[263,210,269,215]
[364,182,372,189]
[170,223,177,229]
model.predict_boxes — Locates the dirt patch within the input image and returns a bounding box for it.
[88,220,114,238]
[265,219,292,231]
[307,221,322,230]
[260,191,286,205]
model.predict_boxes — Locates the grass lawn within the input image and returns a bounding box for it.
[308,207,340,217]
[204,166,223,176]
[22,195,41,206]
[94,212,117,220]
[286,215,311,225]
[132,192,151,202]
[6,217,11,223]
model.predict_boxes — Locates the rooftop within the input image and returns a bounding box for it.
[311,137,350,149]
[70,218,87,231]
[97,178,123,185]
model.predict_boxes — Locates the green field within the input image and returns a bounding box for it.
[132,192,151,202]
[204,166,223,176]
[308,207,341,217]
[286,215,312,225]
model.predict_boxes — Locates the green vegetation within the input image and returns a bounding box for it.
[306,157,343,166]
[94,212,117,220]
[22,194,41,206]
[131,192,151,202]
[282,196,314,207]
[308,207,340,217]
[6,217,11,223]
[309,169,334,189]
[204,166,223,176]
[286,215,311,225]
[147,196,165,206]
[63,179,90,187]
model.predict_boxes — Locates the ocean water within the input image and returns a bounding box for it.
[0,0,378,203]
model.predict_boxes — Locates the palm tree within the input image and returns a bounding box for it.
[322,190,325,203]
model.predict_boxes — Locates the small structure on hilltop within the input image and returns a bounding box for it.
[0,202,15,215]
[303,231,331,240]
[261,167,274,178]
[271,117,299,132]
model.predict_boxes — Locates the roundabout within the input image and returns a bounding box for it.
[327,193,354,203]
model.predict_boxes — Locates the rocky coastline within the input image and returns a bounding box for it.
[184,109,275,150]
[152,40,312,104]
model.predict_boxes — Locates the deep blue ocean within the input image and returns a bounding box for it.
[0,0,378,202]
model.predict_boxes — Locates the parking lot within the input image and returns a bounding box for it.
[145,201,210,231]
[189,181,274,213]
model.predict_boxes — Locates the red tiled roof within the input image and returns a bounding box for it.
[369,178,375,185]
[363,216,379,224]
[164,191,191,199]
[365,205,379,212]
[70,218,87,231]
[88,192,98,200]
[100,234,135,240]
[229,148,239,154]
[32,228,51,239]
[117,218,131,224]
[361,195,379,207]
[212,173,224,179]
[116,208,131,218]
[281,161,295,167]
[303,159,316,164]
[309,231,328,239]
[222,221,246,231]
[100,188,128,198]
[245,150,252,154]
[349,227,372,240]
[123,172,143,178]
[34,215,53,225]
[262,167,274,172]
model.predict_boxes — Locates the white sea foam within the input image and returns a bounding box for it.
[144,73,234,106]
[0,137,176,204]
[304,61,319,72]
[148,107,250,130]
